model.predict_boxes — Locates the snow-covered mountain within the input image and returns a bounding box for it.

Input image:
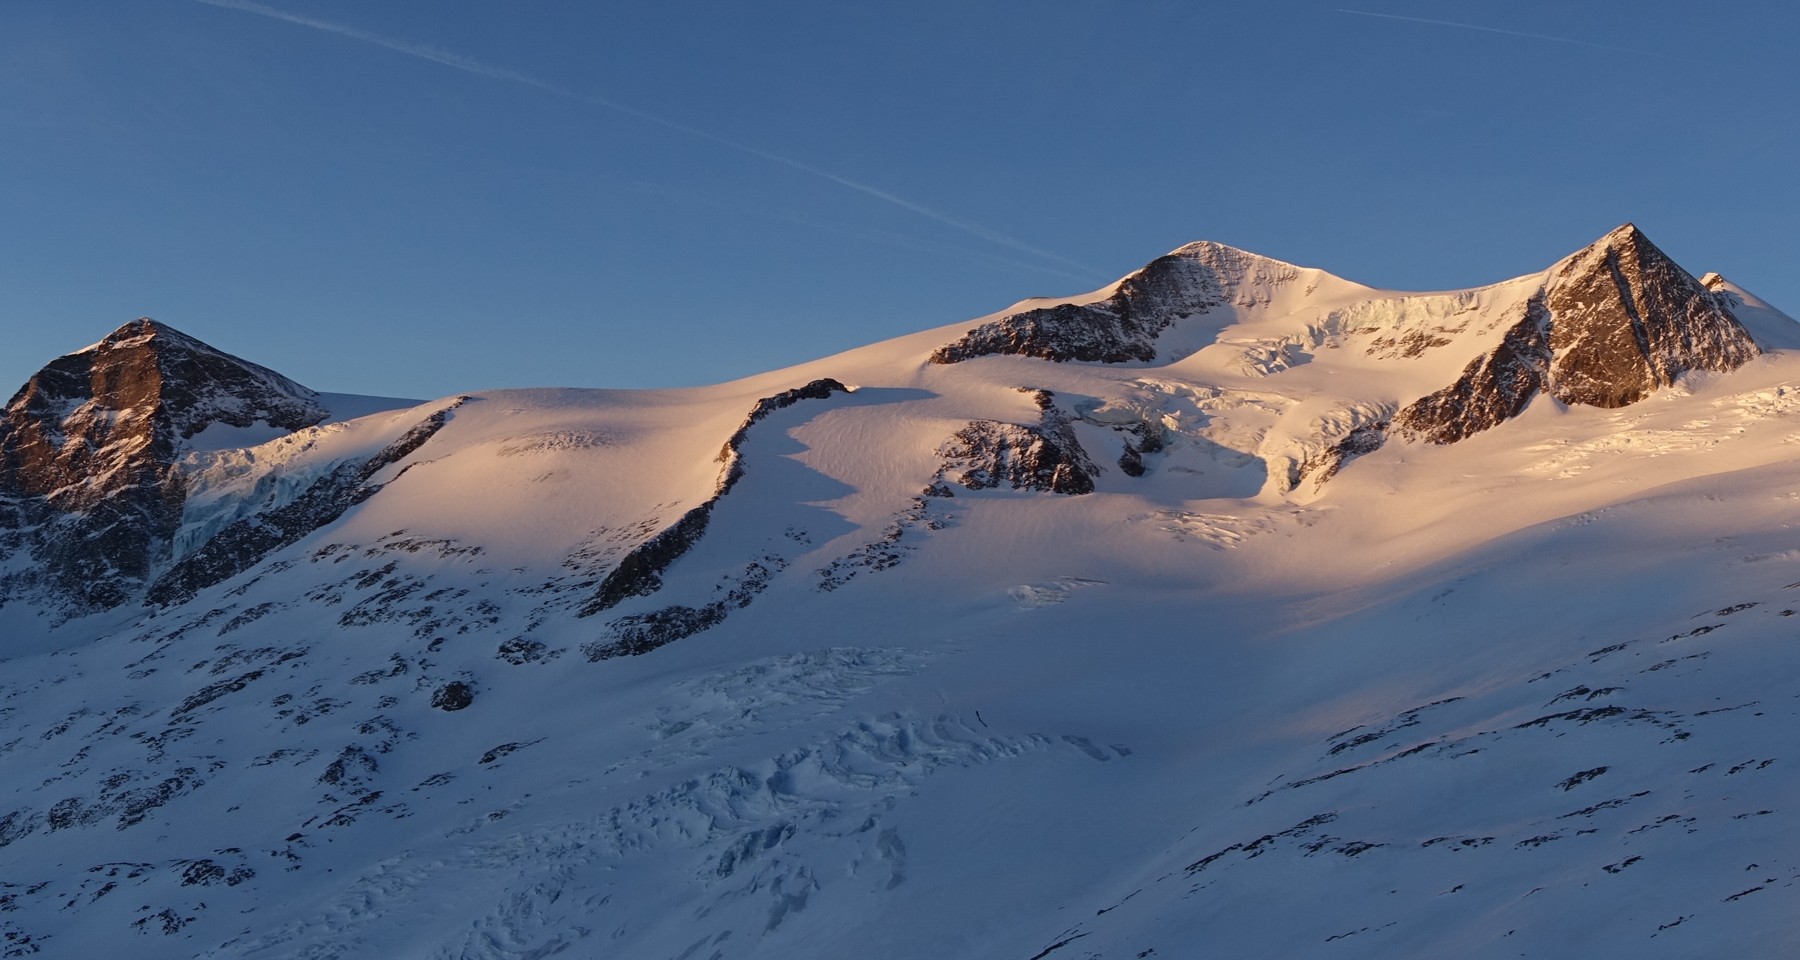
[0,319,416,622]
[2,225,1799,958]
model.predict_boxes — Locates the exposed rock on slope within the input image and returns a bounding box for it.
[580,378,847,620]
[1388,225,1758,446]
[929,225,1764,492]
[1392,297,1553,445]
[1296,419,1393,490]
[576,379,850,660]
[0,319,328,613]
[934,390,1098,495]
[930,243,1299,364]
[145,401,464,608]
[1544,224,1758,408]
[1,227,1799,958]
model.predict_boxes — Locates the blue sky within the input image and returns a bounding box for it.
[3,1,1796,399]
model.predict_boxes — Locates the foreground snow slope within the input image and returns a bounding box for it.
[1,226,1798,958]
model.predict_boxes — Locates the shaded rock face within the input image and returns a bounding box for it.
[934,391,1098,495]
[0,319,329,613]
[430,681,475,712]
[929,243,1297,365]
[1391,226,1758,448]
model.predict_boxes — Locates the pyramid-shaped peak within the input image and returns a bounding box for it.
[1600,222,1644,244]
[1565,223,1665,263]
[0,316,334,609]
[1539,222,1757,408]
[1165,239,1306,273]
[1549,223,1697,285]
[89,317,214,354]
[11,318,327,441]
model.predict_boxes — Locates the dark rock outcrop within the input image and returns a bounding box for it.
[1393,297,1553,444]
[583,604,728,661]
[934,391,1098,495]
[1298,421,1392,489]
[1115,421,1166,477]
[0,319,329,613]
[1383,225,1758,450]
[430,682,475,712]
[578,379,848,618]
[580,504,715,616]
[1544,224,1757,409]
[930,243,1297,365]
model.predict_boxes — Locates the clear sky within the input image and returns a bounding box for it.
[3,1,1796,400]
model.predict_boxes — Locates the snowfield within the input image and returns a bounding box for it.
[1,228,1799,958]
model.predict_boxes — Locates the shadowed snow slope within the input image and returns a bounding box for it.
[1,226,1799,958]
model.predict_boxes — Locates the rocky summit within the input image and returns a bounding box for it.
[1,228,1799,959]
[0,319,329,614]
[1395,224,1759,444]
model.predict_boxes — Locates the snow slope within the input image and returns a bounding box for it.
[1,227,1798,958]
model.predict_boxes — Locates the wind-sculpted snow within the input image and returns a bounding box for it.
[211,711,1049,960]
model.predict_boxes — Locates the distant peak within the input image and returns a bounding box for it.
[84,318,166,350]
[1555,223,1678,277]
[82,318,235,362]
[1166,240,1303,271]
[1601,222,1643,243]
[103,316,187,343]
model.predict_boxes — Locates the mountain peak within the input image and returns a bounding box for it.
[929,240,1305,365]
[1559,222,1673,274]
[1388,222,1762,447]
[0,322,331,613]
[84,317,242,358]
[115,315,172,336]
[1600,221,1643,243]
[1165,239,1302,271]
[1544,223,1757,406]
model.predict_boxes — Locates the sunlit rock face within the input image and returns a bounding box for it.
[1543,223,1758,409]
[929,242,1299,365]
[1392,225,1758,446]
[0,318,327,613]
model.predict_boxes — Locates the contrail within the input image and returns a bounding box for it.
[1338,9,1703,63]
[195,0,1103,279]
[779,219,1102,286]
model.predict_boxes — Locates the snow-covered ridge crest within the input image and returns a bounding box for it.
[928,239,1318,366]
[173,398,459,563]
